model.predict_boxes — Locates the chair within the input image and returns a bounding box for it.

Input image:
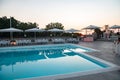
[52,38,65,43]
[35,39,49,44]
[0,40,10,46]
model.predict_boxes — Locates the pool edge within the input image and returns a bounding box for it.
[17,44,120,80]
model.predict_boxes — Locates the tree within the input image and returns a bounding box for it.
[0,16,38,30]
[17,22,38,30]
[94,28,102,39]
[45,22,64,30]
[0,16,39,38]
[0,16,10,29]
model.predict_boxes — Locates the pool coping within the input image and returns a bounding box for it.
[19,57,120,80]
[15,44,120,80]
[0,43,99,53]
[19,67,120,80]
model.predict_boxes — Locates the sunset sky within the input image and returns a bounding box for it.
[0,0,120,30]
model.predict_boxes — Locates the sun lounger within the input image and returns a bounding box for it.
[35,39,49,44]
[0,40,10,46]
[16,39,31,45]
[52,38,65,43]
[66,38,79,43]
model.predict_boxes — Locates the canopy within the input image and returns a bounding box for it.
[66,28,80,33]
[0,27,23,40]
[109,25,120,32]
[0,27,23,32]
[48,28,64,32]
[83,25,100,29]
[109,25,120,29]
[82,25,100,35]
[25,28,45,39]
[25,28,45,32]
[0,17,23,40]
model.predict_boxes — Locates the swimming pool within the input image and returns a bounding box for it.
[0,44,119,80]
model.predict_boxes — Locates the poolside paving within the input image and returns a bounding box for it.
[58,41,120,80]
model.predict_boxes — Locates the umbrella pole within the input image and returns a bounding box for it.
[34,32,36,40]
[10,17,13,40]
[10,32,13,40]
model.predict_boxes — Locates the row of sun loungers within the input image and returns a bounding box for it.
[52,38,65,43]
[0,38,79,46]
[0,40,10,46]
[66,38,79,43]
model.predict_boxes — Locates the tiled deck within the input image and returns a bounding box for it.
[58,41,120,80]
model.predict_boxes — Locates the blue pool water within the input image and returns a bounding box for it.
[0,44,110,80]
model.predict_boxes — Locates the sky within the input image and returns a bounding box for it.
[0,0,120,30]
